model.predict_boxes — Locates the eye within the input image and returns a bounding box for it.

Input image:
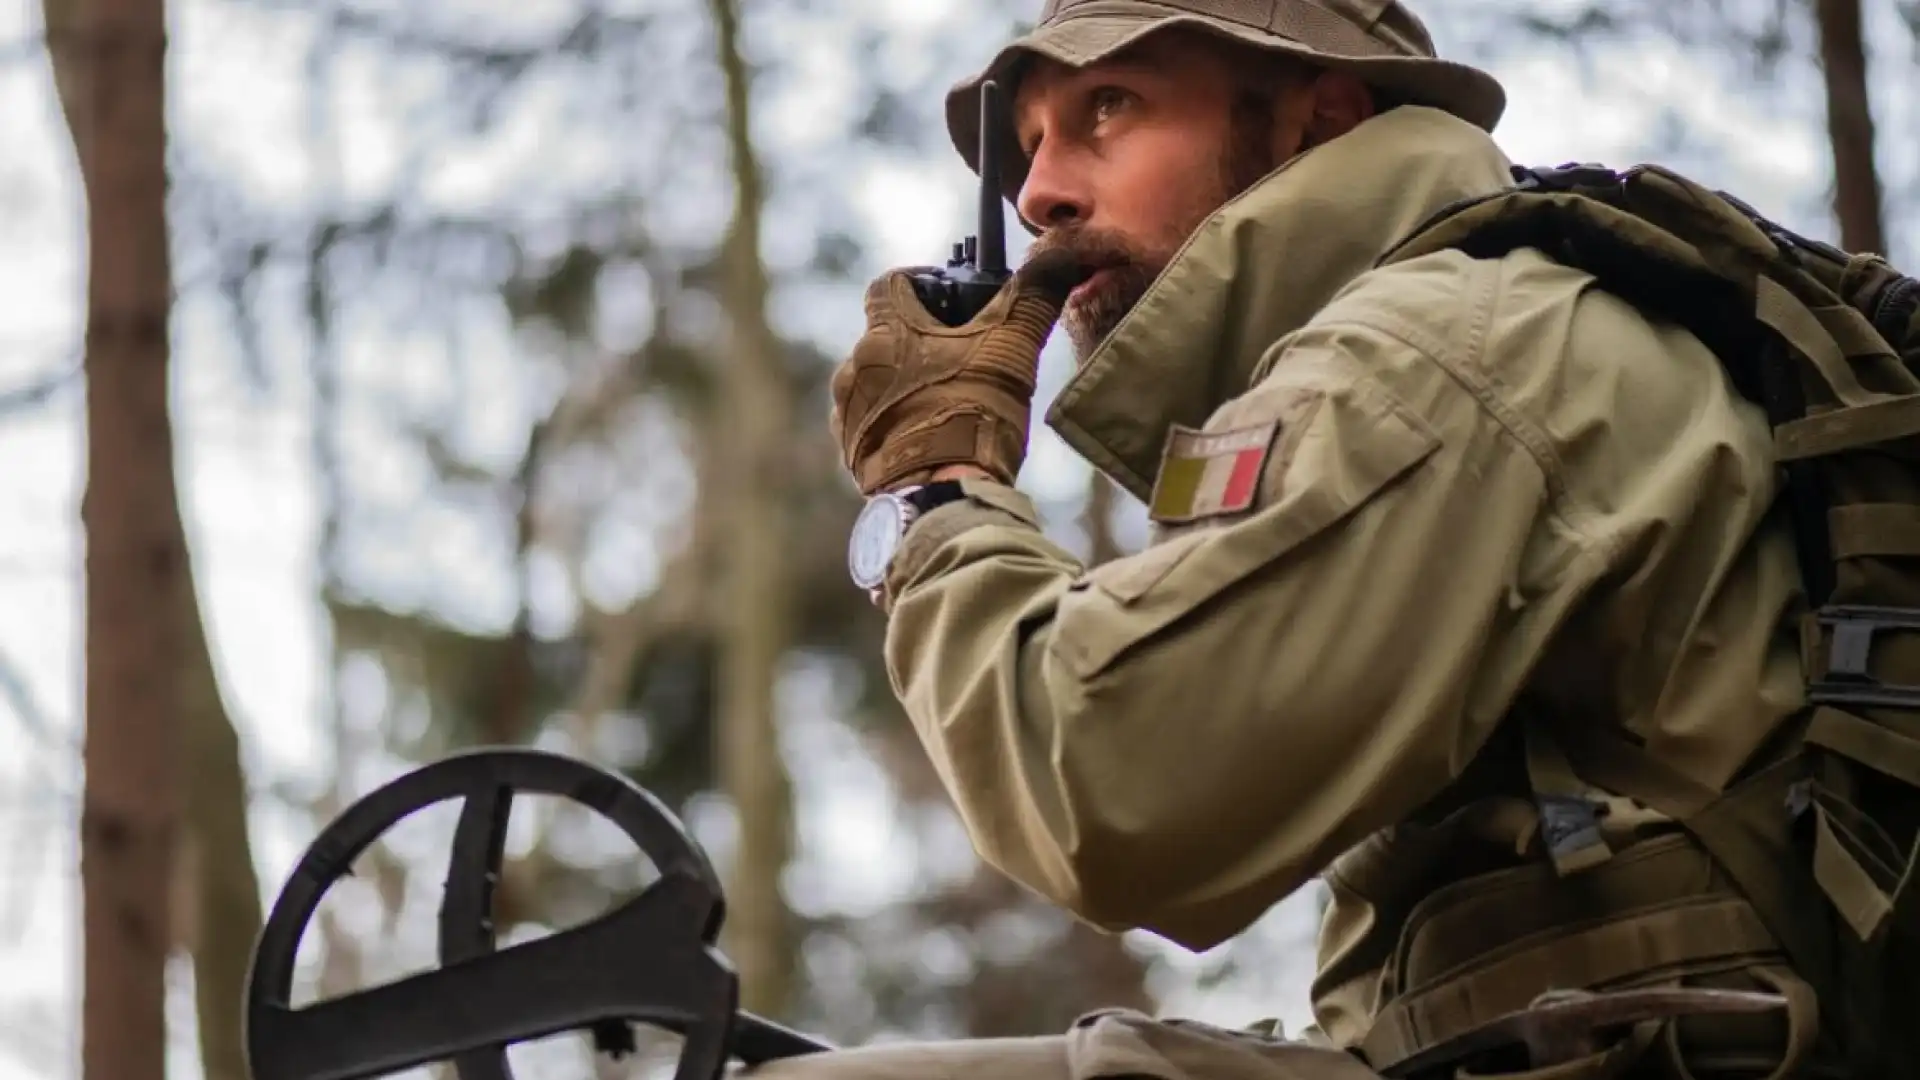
[1089,86,1132,124]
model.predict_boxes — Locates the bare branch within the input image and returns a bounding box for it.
[0,643,76,755]
[0,355,83,416]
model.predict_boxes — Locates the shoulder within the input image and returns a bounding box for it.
[1306,243,1741,419]
[1227,249,1572,522]
[1257,247,1767,533]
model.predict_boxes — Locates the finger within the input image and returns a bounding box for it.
[883,270,974,335]
[863,271,903,327]
[985,270,1077,376]
[1011,245,1097,306]
[866,266,947,328]
[829,354,860,409]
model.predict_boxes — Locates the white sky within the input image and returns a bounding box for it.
[0,0,1900,1077]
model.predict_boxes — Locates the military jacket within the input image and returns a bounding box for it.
[878,105,1806,1050]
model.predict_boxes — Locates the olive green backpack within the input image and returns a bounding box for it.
[1378,163,1920,1077]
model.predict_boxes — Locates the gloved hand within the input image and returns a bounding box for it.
[830,250,1086,496]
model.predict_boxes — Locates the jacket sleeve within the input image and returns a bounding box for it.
[880,326,1588,952]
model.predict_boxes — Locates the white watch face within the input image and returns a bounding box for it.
[848,494,910,590]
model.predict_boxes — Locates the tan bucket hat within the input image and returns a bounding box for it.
[947,0,1506,209]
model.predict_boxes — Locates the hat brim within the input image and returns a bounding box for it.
[946,11,1507,222]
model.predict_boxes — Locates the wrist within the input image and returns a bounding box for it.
[873,463,997,495]
[848,479,972,603]
[929,464,994,484]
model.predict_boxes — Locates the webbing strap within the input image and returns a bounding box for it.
[1810,302,1900,363]
[1802,707,1920,941]
[1359,898,1779,1074]
[1467,1022,1662,1080]
[1547,725,1718,819]
[1805,706,1920,789]
[1545,723,1836,1002]
[1775,394,1920,460]
[1524,723,1614,875]
[1660,966,1819,1080]
[1755,277,1885,409]
[1828,504,1920,559]
[1901,839,1920,940]
[1811,804,1898,940]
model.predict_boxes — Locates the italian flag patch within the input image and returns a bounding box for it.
[1148,420,1279,524]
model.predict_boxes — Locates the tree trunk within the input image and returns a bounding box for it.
[707,0,799,1021]
[46,0,185,1076]
[489,420,545,746]
[180,620,264,1080]
[1082,472,1123,567]
[1813,0,1886,254]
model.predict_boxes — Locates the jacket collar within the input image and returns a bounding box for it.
[1043,106,1516,501]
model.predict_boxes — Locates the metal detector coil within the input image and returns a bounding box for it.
[244,748,831,1080]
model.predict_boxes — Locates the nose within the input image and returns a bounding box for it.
[1015,140,1092,230]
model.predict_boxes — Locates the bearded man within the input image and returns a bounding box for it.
[810,2,1829,1078]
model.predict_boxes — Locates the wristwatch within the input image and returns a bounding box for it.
[847,480,969,594]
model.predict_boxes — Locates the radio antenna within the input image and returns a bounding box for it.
[907,78,1015,326]
[976,79,1008,276]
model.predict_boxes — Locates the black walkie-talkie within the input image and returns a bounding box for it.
[910,79,1013,327]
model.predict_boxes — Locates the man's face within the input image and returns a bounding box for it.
[1012,34,1305,360]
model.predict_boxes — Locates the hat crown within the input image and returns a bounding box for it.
[1034,0,1440,61]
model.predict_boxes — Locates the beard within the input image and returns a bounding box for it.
[1028,99,1285,363]
[1028,227,1162,361]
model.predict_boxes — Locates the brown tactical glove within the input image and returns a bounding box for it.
[831,251,1086,495]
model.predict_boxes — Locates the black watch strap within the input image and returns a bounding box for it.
[906,479,968,514]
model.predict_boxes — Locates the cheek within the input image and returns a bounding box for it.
[1100,126,1230,251]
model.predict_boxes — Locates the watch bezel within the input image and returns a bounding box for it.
[847,490,917,591]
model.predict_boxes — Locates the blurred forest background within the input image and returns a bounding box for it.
[0,0,1911,1078]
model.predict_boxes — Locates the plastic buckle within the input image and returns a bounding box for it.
[1536,793,1611,875]
[1807,604,1920,709]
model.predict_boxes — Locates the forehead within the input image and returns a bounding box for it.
[1010,34,1198,120]
[1009,29,1258,135]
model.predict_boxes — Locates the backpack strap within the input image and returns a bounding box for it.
[1523,721,1615,875]
[1752,275,1893,409]
[1380,165,1852,601]
[1828,504,1920,560]
[1542,717,1831,978]
[1800,700,1920,941]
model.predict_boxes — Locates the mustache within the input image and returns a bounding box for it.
[1024,225,1150,278]
[1010,225,1158,313]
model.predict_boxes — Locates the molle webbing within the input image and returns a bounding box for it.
[1356,834,1805,1078]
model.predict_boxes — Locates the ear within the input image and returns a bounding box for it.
[1305,70,1376,145]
